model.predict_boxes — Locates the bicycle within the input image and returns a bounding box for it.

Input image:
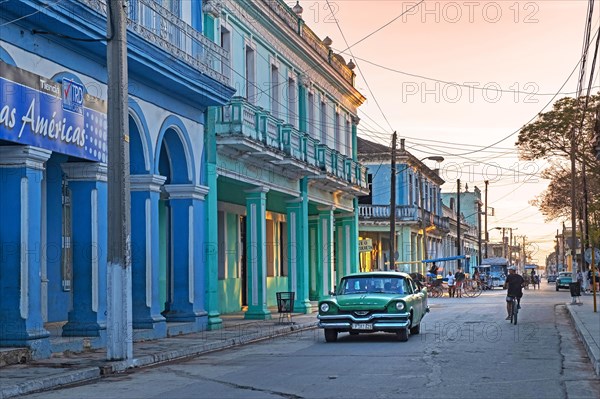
[462,279,483,298]
[507,296,519,325]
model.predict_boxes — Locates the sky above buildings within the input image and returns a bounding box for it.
[303,0,599,264]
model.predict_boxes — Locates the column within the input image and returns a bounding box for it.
[286,180,311,313]
[61,163,107,338]
[244,187,271,320]
[204,108,222,330]
[162,184,209,326]
[0,146,51,357]
[335,215,353,283]
[308,218,319,300]
[350,198,360,274]
[317,206,335,299]
[130,174,167,336]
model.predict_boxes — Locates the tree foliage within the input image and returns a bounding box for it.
[516,93,600,234]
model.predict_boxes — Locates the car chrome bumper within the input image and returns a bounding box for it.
[317,312,410,331]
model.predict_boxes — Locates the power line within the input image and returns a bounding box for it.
[325,0,395,133]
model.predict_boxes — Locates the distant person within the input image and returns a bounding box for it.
[503,266,525,320]
[455,267,466,298]
[530,269,536,290]
[446,271,455,298]
[427,264,438,282]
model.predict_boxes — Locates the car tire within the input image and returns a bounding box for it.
[410,322,421,335]
[324,329,338,342]
[397,328,409,342]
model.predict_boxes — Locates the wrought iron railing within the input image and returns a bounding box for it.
[78,0,230,86]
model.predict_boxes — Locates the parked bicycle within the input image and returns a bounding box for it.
[462,278,483,298]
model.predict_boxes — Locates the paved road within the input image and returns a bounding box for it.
[24,283,599,399]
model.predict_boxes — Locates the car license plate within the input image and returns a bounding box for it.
[351,323,373,330]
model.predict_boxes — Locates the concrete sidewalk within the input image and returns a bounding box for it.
[0,312,318,399]
[565,292,600,376]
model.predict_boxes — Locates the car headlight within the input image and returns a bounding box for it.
[395,302,405,311]
[320,303,330,313]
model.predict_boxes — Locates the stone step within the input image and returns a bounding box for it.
[0,347,30,368]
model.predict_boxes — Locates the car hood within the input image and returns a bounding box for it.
[335,294,403,310]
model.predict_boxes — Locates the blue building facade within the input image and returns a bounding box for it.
[1,0,234,358]
[357,138,449,274]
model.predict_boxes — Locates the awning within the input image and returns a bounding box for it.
[422,255,468,263]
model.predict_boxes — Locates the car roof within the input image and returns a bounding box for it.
[341,271,411,279]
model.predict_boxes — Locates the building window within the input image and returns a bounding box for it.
[345,118,351,156]
[245,45,256,103]
[288,77,297,127]
[220,27,231,80]
[408,173,414,206]
[271,64,280,118]
[266,219,275,277]
[280,221,288,277]
[320,99,327,145]
[307,92,315,137]
[359,173,373,204]
[334,111,340,152]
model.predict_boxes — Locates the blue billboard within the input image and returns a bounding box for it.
[0,61,107,162]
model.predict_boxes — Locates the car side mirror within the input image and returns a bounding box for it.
[328,290,336,296]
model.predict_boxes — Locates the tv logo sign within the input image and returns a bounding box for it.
[62,78,84,114]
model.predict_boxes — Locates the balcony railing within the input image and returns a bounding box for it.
[79,0,230,86]
[359,204,450,230]
[217,97,368,190]
[358,205,419,221]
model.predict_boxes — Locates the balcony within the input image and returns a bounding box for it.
[78,0,229,86]
[216,97,369,192]
[358,204,450,232]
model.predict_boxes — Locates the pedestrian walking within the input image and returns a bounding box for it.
[446,271,455,298]
[455,267,466,298]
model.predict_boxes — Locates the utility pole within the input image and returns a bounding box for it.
[388,131,397,271]
[502,228,506,259]
[556,229,560,274]
[106,0,133,361]
[477,200,482,266]
[484,180,489,259]
[456,179,461,270]
[509,228,514,266]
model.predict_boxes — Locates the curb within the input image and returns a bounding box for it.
[0,367,100,399]
[565,304,600,376]
[0,321,317,398]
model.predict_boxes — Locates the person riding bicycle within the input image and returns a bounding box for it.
[503,266,525,320]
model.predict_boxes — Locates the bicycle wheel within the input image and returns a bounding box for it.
[470,282,483,298]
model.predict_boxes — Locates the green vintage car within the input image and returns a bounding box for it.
[317,272,429,342]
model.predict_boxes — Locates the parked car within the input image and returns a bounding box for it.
[556,272,572,291]
[547,274,557,283]
[317,272,428,342]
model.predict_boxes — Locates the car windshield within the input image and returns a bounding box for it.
[339,276,409,295]
[559,273,571,277]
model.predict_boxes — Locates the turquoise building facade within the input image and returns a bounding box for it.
[202,0,368,322]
